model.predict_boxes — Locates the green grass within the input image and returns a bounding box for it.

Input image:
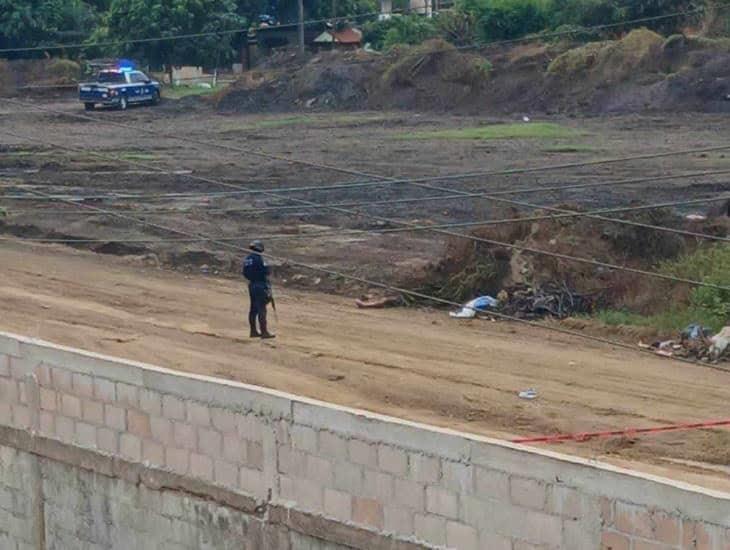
[162,84,221,99]
[252,116,312,129]
[117,152,160,161]
[594,244,730,333]
[397,123,582,141]
[593,308,721,333]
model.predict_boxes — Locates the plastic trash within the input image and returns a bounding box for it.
[681,324,713,341]
[450,296,499,318]
[710,326,730,359]
[518,389,538,400]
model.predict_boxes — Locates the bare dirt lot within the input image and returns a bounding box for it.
[1,241,729,491]
[2,98,729,287]
[1,98,730,488]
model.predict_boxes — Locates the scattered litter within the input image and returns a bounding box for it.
[685,214,707,222]
[522,116,531,122]
[645,326,727,362]
[450,296,499,318]
[518,389,538,400]
[681,324,713,341]
[356,294,401,309]
[500,283,598,319]
[197,82,212,89]
[710,327,730,360]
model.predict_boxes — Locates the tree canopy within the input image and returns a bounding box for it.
[0,0,720,61]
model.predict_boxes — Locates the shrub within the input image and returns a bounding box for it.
[456,0,553,41]
[363,15,439,50]
[434,9,479,46]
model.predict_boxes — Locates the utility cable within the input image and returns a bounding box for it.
[4,129,730,292]
[2,151,725,374]
[3,195,729,244]
[0,9,394,54]
[3,168,730,204]
[5,97,730,246]
[7,98,730,191]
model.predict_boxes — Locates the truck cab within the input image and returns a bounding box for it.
[79,67,161,111]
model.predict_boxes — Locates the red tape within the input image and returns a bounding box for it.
[511,419,730,444]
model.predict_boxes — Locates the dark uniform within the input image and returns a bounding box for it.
[243,242,274,338]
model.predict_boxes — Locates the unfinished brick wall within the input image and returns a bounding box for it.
[0,331,728,550]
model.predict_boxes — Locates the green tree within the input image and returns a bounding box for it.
[456,0,553,40]
[363,14,438,49]
[0,0,100,58]
[104,0,246,69]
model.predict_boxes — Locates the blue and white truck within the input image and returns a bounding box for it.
[78,62,161,111]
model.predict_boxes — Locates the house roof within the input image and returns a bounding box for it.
[313,27,363,44]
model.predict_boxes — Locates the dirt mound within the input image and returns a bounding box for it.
[547,29,665,82]
[368,39,491,111]
[0,59,81,96]
[215,50,374,112]
[408,207,726,317]
[216,29,730,115]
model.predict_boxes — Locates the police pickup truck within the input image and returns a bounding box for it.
[78,66,161,111]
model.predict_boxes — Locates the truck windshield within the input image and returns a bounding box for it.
[97,72,126,84]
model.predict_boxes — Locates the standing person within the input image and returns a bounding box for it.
[243,240,275,339]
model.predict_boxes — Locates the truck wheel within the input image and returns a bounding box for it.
[151,90,160,105]
[84,103,95,111]
[119,96,128,111]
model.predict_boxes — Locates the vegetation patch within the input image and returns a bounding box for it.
[117,152,160,161]
[162,85,222,100]
[547,28,664,80]
[595,244,730,333]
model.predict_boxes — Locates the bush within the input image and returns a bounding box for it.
[661,244,730,328]
[434,10,478,46]
[549,0,622,29]
[363,14,439,50]
[456,0,553,40]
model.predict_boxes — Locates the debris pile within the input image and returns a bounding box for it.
[497,283,600,320]
[640,324,730,363]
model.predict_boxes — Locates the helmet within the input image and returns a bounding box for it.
[250,240,264,252]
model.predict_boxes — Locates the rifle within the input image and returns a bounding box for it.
[269,287,279,323]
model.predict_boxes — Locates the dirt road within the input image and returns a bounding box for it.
[2,240,729,489]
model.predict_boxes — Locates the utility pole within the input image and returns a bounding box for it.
[298,0,305,54]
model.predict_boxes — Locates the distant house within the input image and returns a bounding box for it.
[313,27,363,49]
[379,0,434,17]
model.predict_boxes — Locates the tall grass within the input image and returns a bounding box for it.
[596,244,730,332]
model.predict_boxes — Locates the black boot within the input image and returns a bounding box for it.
[249,312,260,338]
[259,313,275,339]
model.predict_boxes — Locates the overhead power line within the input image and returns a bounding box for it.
[4,128,730,293]
[6,99,730,274]
[1,135,724,374]
[0,10,392,54]
[4,168,730,205]
[6,98,730,200]
[3,194,728,245]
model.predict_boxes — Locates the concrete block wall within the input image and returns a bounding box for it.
[0,331,729,549]
[0,443,353,550]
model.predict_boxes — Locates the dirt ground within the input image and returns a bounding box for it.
[2,98,729,290]
[1,240,729,491]
[2,98,730,489]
